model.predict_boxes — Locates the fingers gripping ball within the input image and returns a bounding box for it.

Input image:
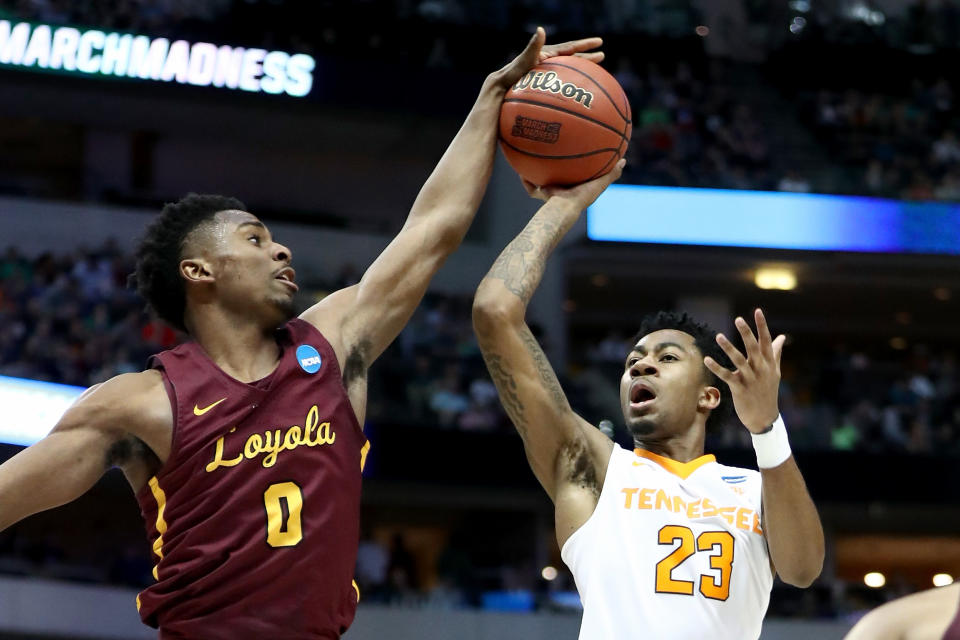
[499,56,632,187]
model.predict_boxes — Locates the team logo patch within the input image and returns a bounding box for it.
[296,344,322,374]
[721,475,747,484]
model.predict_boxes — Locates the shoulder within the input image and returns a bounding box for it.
[58,370,169,434]
[298,286,360,374]
[712,461,761,480]
[298,285,359,337]
[707,461,763,497]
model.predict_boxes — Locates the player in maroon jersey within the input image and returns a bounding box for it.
[0,30,610,639]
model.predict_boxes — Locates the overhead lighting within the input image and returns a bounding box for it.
[541,566,558,581]
[755,267,797,290]
[933,573,954,587]
[695,25,710,37]
[864,572,886,588]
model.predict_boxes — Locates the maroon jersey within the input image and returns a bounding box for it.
[135,318,368,639]
[946,587,960,640]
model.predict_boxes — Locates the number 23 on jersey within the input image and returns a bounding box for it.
[656,525,734,601]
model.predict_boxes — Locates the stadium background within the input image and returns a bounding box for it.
[0,0,958,637]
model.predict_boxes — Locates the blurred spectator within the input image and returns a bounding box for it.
[777,170,812,193]
[356,529,390,600]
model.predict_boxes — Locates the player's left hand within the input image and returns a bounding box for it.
[491,27,604,89]
[703,308,786,434]
[520,158,625,207]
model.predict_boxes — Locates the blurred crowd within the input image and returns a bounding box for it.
[614,59,775,192]
[3,0,232,35]
[0,243,171,387]
[803,78,960,201]
[3,242,958,458]
[2,0,699,41]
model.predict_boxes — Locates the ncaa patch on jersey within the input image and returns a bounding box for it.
[722,475,747,484]
[296,344,322,374]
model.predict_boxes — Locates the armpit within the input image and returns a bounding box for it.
[342,339,371,385]
[105,435,161,474]
[558,438,600,498]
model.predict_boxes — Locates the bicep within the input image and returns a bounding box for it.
[0,371,167,531]
[0,420,117,531]
[476,318,610,498]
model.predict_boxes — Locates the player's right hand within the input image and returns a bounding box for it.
[492,27,604,89]
[521,158,625,208]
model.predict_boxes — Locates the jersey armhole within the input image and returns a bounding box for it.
[560,445,624,560]
[135,366,179,500]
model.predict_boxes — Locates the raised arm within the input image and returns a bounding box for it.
[472,164,623,518]
[301,30,606,376]
[0,371,170,532]
[704,309,825,587]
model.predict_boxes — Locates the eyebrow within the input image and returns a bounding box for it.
[237,220,270,234]
[628,342,689,358]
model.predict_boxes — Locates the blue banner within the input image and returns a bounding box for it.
[587,185,960,254]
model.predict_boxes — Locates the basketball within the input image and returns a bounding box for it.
[499,55,632,187]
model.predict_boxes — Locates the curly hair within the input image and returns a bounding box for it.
[633,310,735,432]
[132,193,246,333]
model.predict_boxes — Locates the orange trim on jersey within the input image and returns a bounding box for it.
[352,580,361,602]
[633,448,715,479]
[360,441,371,472]
[148,476,169,581]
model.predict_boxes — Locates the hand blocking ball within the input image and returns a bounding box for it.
[499,56,632,187]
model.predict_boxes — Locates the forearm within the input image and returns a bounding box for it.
[475,198,581,317]
[760,456,824,587]
[405,78,505,244]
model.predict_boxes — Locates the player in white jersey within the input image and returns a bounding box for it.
[472,170,824,639]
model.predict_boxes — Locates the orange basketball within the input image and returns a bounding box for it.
[499,56,632,187]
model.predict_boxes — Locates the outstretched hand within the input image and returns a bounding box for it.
[703,309,786,434]
[493,27,604,89]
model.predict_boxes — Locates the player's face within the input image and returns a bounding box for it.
[201,210,298,326]
[619,329,715,442]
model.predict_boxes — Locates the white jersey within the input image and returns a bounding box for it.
[561,445,773,640]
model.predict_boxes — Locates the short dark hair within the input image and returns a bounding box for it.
[633,310,734,432]
[132,193,246,333]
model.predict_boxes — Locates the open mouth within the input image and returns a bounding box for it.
[274,267,299,292]
[630,383,657,407]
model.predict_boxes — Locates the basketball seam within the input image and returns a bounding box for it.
[586,113,631,181]
[540,61,632,124]
[503,98,630,142]
[587,151,619,182]
[499,136,621,160]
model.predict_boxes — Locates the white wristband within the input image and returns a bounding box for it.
[751,415,792,469]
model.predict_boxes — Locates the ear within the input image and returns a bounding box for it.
[180,257,214,284]
[699,385,721,411]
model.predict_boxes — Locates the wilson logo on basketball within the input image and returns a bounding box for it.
[512,116,561,144]
[512,70,594,108]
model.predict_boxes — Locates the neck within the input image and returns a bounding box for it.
[634,422,707,463]
[188,307,282,383]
